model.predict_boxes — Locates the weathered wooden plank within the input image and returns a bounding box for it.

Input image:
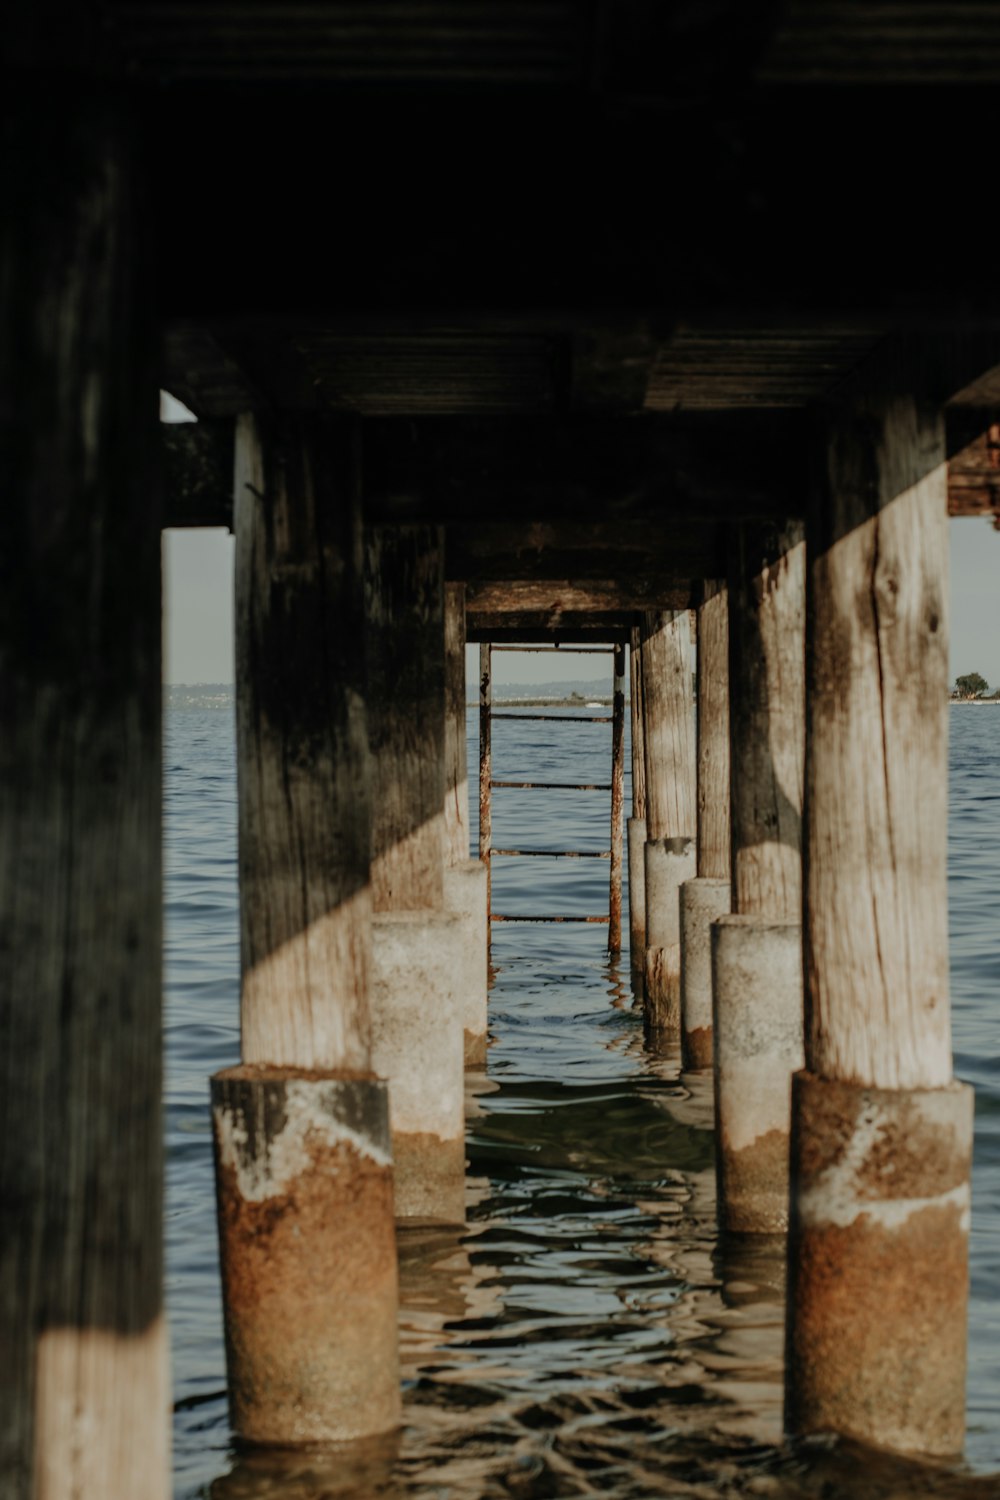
[365,525,446,910]
[235,412,373,1069]
[466,579,694,613]
[728,523,805,920]
[629,626,647,820]
[363,414,808,524]
[805,393,952,1089]
[609,643,626,954]
[466,611,633,641]
[443,582,470,865]
[0,96,167,1500]
[642,610,696,842]
[696,578,730,881]
[447,520,724,582]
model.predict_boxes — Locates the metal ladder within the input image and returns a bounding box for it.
[478,642,626,952]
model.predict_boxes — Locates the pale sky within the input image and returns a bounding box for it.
[161,397,1000,693]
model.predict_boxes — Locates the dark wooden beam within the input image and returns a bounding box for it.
[364,414,807,524]
[447,521,724,581]
[467,611,634,642]
[947,407,1000,529]
[467,580,693,614]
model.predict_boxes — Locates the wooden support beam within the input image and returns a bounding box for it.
[466,611,633,642]
[364,414,807,524]
[466,579,694,614]
[447,521,724,583]
[1,96,167,1499]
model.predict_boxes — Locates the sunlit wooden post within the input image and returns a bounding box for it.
[786,384,972,1456]
[479,642,493,944]
[641,609,696,1045]
[216,412,399,1444]
[0,98,169,1500]
[679,579,732,1070]
[366,525,466,1223]
[442,583,488,1063]
[608,642,626,954]
[711,521,805,1233]
[627,625,648,995]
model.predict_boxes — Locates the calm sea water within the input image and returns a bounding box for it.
[165,703,1000,1498]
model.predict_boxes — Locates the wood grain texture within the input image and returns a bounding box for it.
[444,583,471,865]
[366,525,446,910]
[641,611,696,841]
[728,522,805,921]
[629,627,647,819]
[696,580,731,880]
[0,97,167,1499]
[806,394,952,1089]
[235,412,373,1070]
[608,643,626,953]
[466,579,694,613]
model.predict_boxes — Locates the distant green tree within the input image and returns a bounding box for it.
[955,672,989,699]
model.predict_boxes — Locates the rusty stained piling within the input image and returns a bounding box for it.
[608,642,626,954]
[710,522,805,1236]
[224,412,401,1443]
[367,525,466,1225]
[786,379,973,1457]
[212,1068,399,1443]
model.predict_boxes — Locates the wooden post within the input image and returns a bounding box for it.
[608,642,626,954]
[0,97,168,1498]
[711,521,806,1233]
[236,414,373,1071]
[786,387,972,1456]
[627,626,647,994]
[219,411,399,1443]
[442,583,488,1064]
[679,579,732,1070]
[366,526,466,1223]
[444,583,471,865]
[641,610,696,1043]
[479,642,493,937]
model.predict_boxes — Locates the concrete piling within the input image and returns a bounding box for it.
[712,522,805,1234]
[367,525,468,1222]
[221,411,400,1443]
[212,1068,400,1442]
[786,376,971,1454]
[679,877,731,1069]
[711,916,804,1232]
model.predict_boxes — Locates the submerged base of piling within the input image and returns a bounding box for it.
[786,1071,973,1457]
[711,915,803,1233]
[627,816,647,999]
[371,910,467,1224]
[211,1066,401,1444]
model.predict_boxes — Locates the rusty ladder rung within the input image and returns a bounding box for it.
[491,914,610,924]
[491,780,612,791]
[490,848,611,859]
[491,712,612,723]
[479,640,627,954]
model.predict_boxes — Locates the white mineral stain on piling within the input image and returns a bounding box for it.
[214,1079,391,1202]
